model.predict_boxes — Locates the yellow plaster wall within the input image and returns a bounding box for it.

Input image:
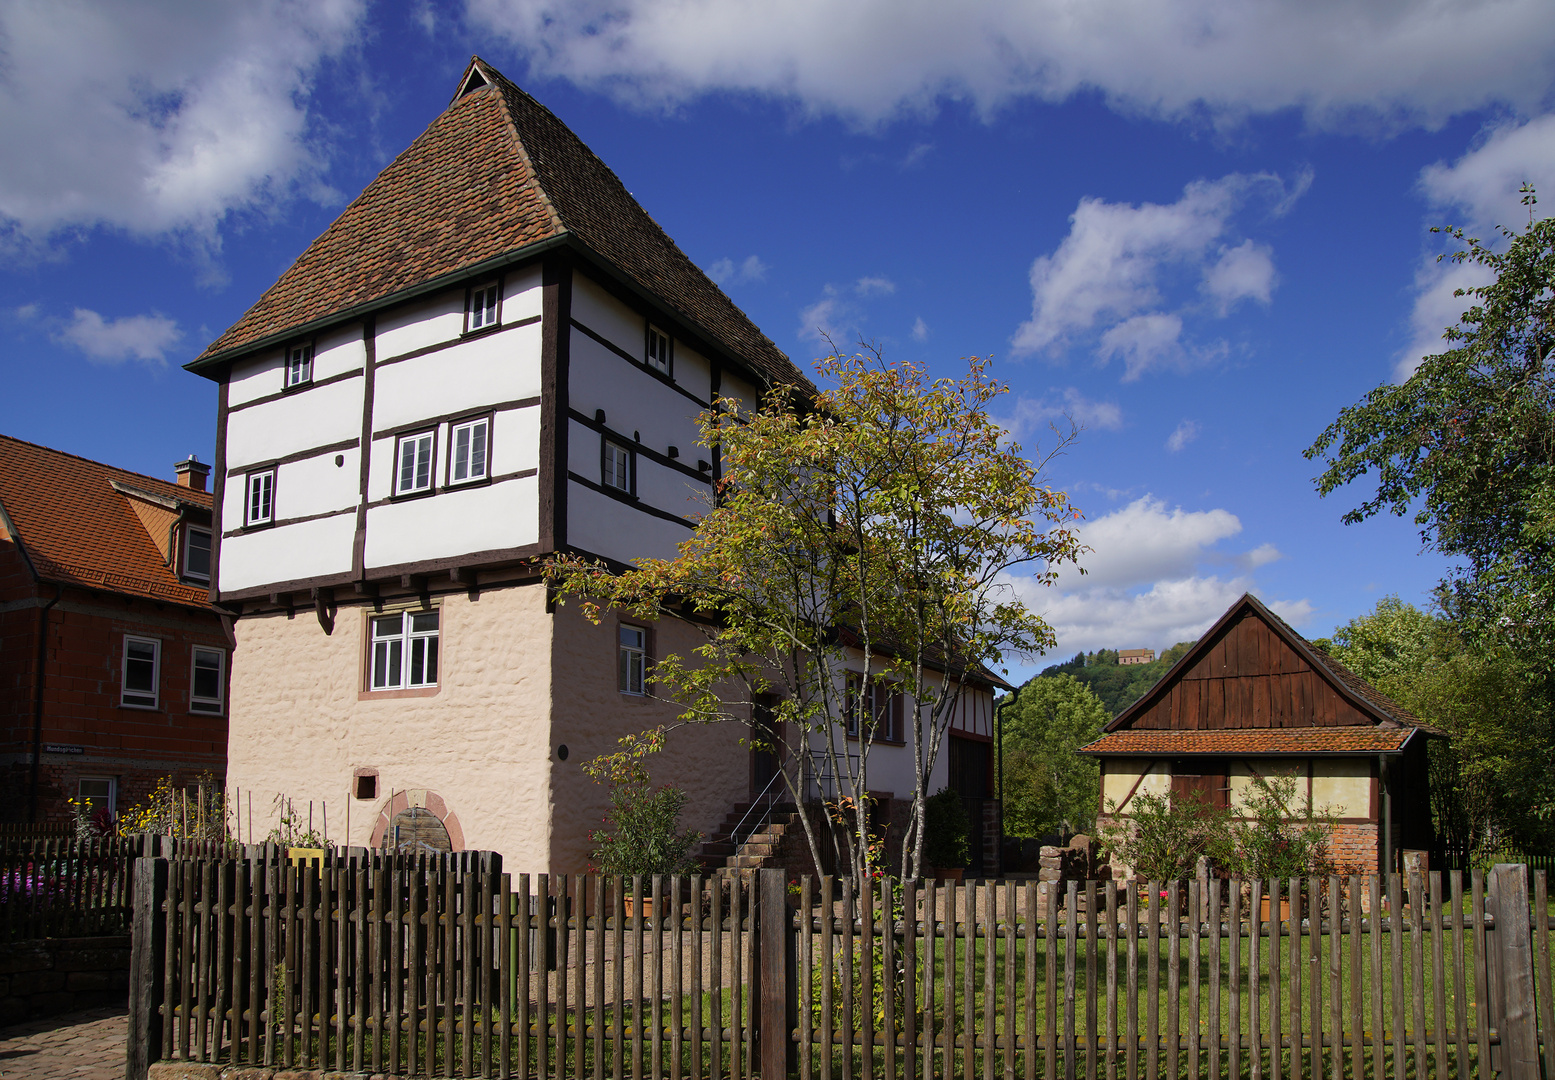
[225,583,556,869]
[1101,758,1170,811]
[1226,759,1370,818]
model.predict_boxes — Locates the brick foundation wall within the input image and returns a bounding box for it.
[1327,821,1381,876]
[0,934,130,1025]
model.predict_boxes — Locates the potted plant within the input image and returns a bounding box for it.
[584,729,702,916]
[1225,774,1334,920]
[923,788,971,881]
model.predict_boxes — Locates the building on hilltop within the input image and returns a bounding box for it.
[1116,648,1155,666]
[186,57,1004,873]
[0,435,230,824]
[1079,593,1441,876]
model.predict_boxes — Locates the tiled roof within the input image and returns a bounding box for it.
[0,434,214,609]
[191,58,805,393]
[1078,727,1420,757]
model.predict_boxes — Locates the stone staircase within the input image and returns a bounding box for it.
[698,800,805,871]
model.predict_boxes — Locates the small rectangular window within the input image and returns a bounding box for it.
[646,325,671,374]
[468,282,501,331]
[448,417,489,485]
[394,431,435,496]
[371,610,439,690]
[245,470,274,526]
[183,526,212,581]
[122,636,160,709]
[78,777,116,818]
[619,624,646,695]
[190,647,224,714]
[602,439,632,494]
[284,342,313,388]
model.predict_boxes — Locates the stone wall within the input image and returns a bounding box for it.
[0,934,130,1025]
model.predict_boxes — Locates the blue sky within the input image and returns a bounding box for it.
[2,1,1553,682]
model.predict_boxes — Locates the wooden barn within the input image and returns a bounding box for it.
[1078,593,1441,875]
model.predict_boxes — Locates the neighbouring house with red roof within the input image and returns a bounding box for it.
[182,57,1005,874]
[0,435,231,825]
[1079,593,1441,876]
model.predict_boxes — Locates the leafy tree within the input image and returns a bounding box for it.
[1000,673,1107,839]
[547,347,1084,889]
[583,728,702,881]
[1309,595,1436,688]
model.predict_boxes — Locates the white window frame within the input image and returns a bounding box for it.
[182,525,212,582]
[468,281,501,332]
[284,342,313,388]
[122,635,160,709]
[245,470,274,527]
[190,647,225,714]
[619,624,646,695]
[77,777,117,817]
[602,438,632,495]
[646,324,671,375]
[393,430,436,497]
[370,610,440,690]
[447,416,490,486]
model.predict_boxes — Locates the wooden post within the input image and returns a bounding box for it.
[758,868,797,1079]
[126,856,170,1080]
[1490,865,1540,1080]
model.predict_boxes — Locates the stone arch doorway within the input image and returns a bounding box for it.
[370,789,465,852]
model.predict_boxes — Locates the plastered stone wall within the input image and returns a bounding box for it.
[225,584,555,869]
[548,601,749,874]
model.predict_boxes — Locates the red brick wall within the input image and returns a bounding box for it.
[0,572,229,824]
[1327,821,1381,876]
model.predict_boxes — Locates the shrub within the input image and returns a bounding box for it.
[923,788,971,870]
[1098,790,1232,882]
[1226,774,1334,881]
[584,728,702,882]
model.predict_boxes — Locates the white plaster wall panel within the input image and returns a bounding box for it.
[571,271,644,359]
[225,379,364,469]
[674,340,712,403]
[1101,759,1171,809]
[566,483,688,564]
[634,457,711,522]
[1310,759,1372,818]
[503,266,544,321]
[228,352,280,407]
[490,406,541,477]
[366,435,395,504]
[373,324,542,432]
[219,514,356,591]
[364,476,539,568]
[275,448,360,520]
[224,586,557,868]
[568,338,702,456]
[374,290,465,360]
[312,324,367,381]
[721,369,760,414]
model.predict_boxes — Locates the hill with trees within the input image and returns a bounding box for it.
[1032,641,1195,718]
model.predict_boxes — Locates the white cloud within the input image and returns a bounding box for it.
[708,254,768,285]
[1398,116,1555,379]
[1203,239,1277,313]
[1165,419,1200,452]
[0,0,366,251]
[56,308,182,365]
[901,143,934,169]
[14,303,38,321]
[466,0,1555,130]
[910,316,929,342]
[1012,173,1296,376]
[798,287,850,344]
[1003,387,1123,441]
[1005,495,1311,658]
[855,276,896,296]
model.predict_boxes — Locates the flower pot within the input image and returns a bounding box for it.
[623,896,655,919]
[1259,896,1291,922]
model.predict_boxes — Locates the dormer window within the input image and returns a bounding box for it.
[468,282,501,332]
[646,325,671,374]
[182,526,212,582]
[284,342,313,388]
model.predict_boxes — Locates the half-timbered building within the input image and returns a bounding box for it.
[1079,593,1440,875]
[187,58,1002,872]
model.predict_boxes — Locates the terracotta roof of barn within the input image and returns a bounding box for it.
[1078,726,1420,757]
[188,58,805,393]
[0,434,215,609]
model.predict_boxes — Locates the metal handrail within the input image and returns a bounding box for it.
[727,768,788,848]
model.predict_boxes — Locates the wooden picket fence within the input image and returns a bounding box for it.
[0,838,138,940]
[128,863,1555,1079]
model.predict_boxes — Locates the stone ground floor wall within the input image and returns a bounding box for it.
[0,934,130,1026]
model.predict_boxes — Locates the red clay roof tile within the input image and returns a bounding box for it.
[1078,726,1418,756]
[0,434,215,610]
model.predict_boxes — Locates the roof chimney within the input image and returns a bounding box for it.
[175,455,210,492]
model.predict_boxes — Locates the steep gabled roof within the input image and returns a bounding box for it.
[189,57,804,392]
[0,434,214,609]
[1082,593,1436,747]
